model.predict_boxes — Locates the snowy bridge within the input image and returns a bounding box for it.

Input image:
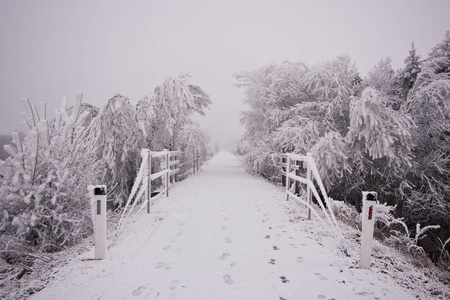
[33,151,416,299]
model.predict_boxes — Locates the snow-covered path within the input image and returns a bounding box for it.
[33,151,416,300]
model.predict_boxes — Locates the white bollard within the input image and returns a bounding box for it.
[88,185,107,260]
[360,191,377,269]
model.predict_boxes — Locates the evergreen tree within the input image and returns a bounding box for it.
[427,30,450,74]
[397,42,422,101]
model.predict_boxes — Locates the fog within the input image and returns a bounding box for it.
[1,0,449,147]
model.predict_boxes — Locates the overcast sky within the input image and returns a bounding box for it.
[1,0,449,147]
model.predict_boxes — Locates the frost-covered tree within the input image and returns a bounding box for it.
[401,59,450,230]
[236,34,450,263]
[365,58,397,96]
[343,87,414,206]
[87,94,144,207]
[235,56,358,177]
[138,74,211,151]
[396,43,422,101]
[175,122,210,175]
[426,30,450,74]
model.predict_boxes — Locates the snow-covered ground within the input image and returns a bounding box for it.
[30,151,448,299]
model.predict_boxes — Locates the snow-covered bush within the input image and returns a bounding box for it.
[0,95,98,252]
[329,198,360,229]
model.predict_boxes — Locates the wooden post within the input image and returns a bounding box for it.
[169,154,173,184]
[165,149,169,197]
[281,157,287,186]
[286,156,291,201]
[295,160,301,195]
[192,149,195,175]
[175,153,179,183]
[146,151,152,213]
[306,160,312,220]
[196,149,199,172]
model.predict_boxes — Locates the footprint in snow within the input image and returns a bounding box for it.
[225,237,232,244]
[314,273,328,281]
[156,262,172,271]
[219,253,230,260]
[132,286,147,296]
[279,276,290,283]
[296,257,304,263]
[268,258,276,265]
[168,279,182,290]
[163,245,171,251]
[273,246,279,250]
[223,274,233,285]
[265,235,271,239]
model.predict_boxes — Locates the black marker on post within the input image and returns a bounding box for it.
[360,191,377,269]
[88,185,107,259]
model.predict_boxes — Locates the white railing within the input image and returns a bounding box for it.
[178,149,201,179]
[117,149,181,230]
[284,153,341,237]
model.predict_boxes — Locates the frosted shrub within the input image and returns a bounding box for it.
[0,95,98,252]
[329,198,360,228]
[385,222,440,261]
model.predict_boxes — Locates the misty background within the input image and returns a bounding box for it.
[1,0,449,148]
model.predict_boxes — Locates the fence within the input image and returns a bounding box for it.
[117,149,178,230]
[117,148,203,231]
[178,149,201,179]
[283,153,341,237]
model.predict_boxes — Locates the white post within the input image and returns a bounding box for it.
[286,156,291,201]
[146,150,152,214]
[88,185,107,260]
[360,191,377,269]
[165,149,169,197]
[192,149,195,175]
[196,149,199,172]
[306,161,312,220]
